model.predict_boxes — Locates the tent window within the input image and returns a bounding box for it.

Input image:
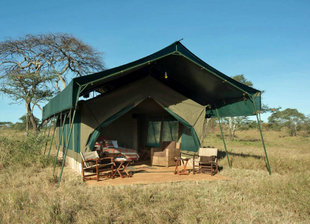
[162,121,179,142]
[147,120,179,147]
[147,121,161,147]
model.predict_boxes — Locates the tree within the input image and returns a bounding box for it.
[0,71,55,132]
[226,74,254,139]
[0,33,104,132]
[268,108,306,136]
[0,34,104,91]
[11,115,40,131]
[232,74,253,87]
[0,121,12,129]
[304,116,310,134]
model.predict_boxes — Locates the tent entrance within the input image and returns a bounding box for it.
[88,98,198,161]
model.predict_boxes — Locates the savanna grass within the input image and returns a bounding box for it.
[0,129,309,223]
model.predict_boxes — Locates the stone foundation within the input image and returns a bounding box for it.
[58,151,82,174]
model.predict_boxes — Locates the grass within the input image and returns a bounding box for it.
[0,128,309,223]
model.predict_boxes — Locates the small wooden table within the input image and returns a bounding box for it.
[174,157,190,175]
[114,158,131,178]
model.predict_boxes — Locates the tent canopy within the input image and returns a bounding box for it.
[79,76,205,151]
[43,41,261,120]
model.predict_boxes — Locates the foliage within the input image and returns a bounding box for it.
[268,108,306,136]
[0,33,104,90]
[236,117,258,130]
[0,122,12,129]
[0,134,48,169]
[10,115,41,131]
[232,74,253,86]
[0,71,54,132]
[0,33,104,132]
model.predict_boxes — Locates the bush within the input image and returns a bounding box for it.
[0,134,48,169]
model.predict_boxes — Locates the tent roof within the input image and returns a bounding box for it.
[43,41,261,120]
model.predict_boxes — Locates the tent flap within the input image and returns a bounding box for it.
[206,95,261,118]
[87,102,143,150]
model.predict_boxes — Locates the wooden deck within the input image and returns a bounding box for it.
[86,163,229,186]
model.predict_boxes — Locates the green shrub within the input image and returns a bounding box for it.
[0,134,48,168]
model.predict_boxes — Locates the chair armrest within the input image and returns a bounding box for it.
[99,156,114,160]
[83,158,98,162]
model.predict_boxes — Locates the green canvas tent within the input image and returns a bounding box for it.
[43,41,270,185]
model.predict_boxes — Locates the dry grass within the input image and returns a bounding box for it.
[0,128,309,223]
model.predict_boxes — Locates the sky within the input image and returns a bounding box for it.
[0,0,309,123]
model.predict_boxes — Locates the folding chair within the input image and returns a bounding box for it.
[80,151,115,181]
[193,148,218,175]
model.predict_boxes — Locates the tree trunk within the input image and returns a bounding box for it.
[228,117,234,140]
[232,123,237,139]
[294,124,297,136]
[26,101,38,133]
[25,111,29,133]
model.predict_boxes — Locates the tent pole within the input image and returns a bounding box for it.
[43,117,53,154]
[251,96,271,175]
[255,112,271,174]
[53,112,67,175]
[58,109,76,187]
[57,85,83,186]
[46,115,58,163]
[216,109,231,168]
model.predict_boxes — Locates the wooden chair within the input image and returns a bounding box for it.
[80,151,115,181]
[193,148,218,175]
[151,141,180,167]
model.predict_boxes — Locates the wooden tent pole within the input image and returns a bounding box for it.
[216,109,231,168]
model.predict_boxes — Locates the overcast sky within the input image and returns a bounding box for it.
[0,0,309,122]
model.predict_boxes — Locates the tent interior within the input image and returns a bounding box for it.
[93,98,195,162]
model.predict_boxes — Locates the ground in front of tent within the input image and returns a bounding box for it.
[86,163,229,186]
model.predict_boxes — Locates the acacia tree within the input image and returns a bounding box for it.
[268,108,306,136]
[0,33,104,132]
[0,71,55,132]
[36,34,104,90]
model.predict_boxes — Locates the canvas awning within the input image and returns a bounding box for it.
[79,76,206,151]
[42,41,261,120]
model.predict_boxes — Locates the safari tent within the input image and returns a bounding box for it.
[43,41,270,184]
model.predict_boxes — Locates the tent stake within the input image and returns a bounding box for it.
[216,109,231,168]
[58,109,76,187]
[46,115,58,163]
[53,112,67,175]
